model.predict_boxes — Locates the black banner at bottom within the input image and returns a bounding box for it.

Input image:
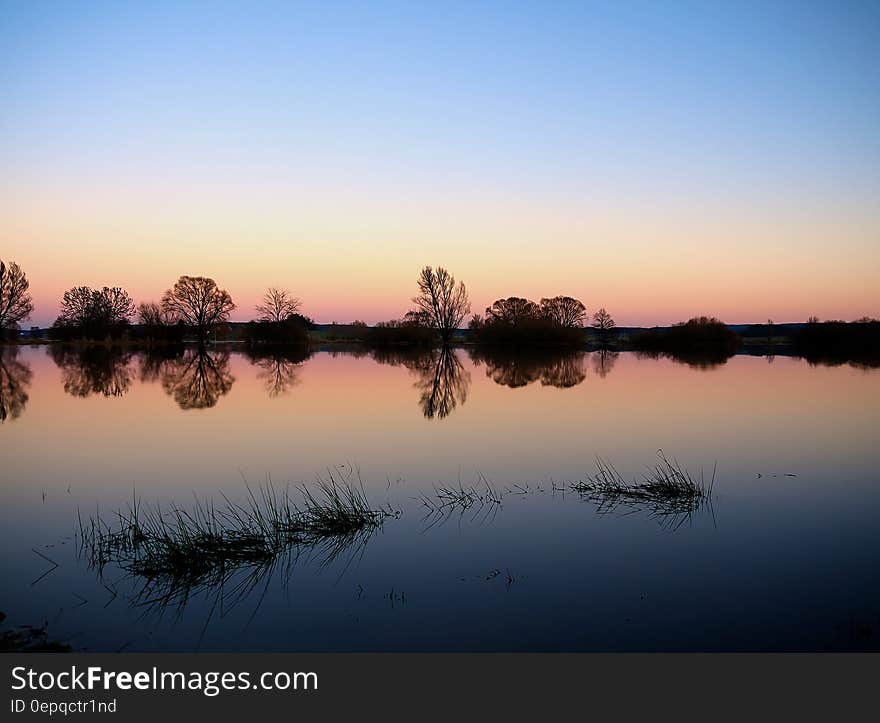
[4,653,876,720]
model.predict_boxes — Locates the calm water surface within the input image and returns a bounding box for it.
[1,344,878,651]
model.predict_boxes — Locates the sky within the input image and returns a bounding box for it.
[2,0,879,327]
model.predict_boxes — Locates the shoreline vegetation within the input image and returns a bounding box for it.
[0,259,877,367]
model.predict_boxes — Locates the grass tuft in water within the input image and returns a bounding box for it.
[78,469,393,586]
[415,473,503,528]
[570,450,715,529]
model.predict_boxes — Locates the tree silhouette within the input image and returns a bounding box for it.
[485,297,540,324]
[471,296,586,348]
[412,266,470,346]
[137,302,184,344]
[540,296,586,328]
[160,347,235,409]
[0,260,34,335]
[161,276,235,343]
[255,287,301,323]
[55,286,134,339]
[591,308,616,346]
[0,346,32,422]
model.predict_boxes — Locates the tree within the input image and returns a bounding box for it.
[137,302,183,344]
[591,308,616,345]
[57,286,95,329]
[138,301,173,327]
[485,297,540,324]
[161,276,235,343]
[540,296,586,328]
[255,287,301,323]
[100,286,136,325]
[55,286,134,338]
[0,260,34,334]
[412,266,470,345]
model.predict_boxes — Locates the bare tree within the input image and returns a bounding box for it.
[255,287,301,323]
[412,266,470,345]
[99,287,135,324]
[56,286,134,337]
[591,307,616,345]
[0,260,34,333]
[485,297,540,324]
[57,286,95,328]
[161,276,235,343]
[138,301,177,327]
[540,296,586,327]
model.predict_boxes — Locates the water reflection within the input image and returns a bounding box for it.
[634,348,733,370]
[245,346,312,397]
[468,349,588,388]
[590,349,619,379]
[50,345,134,398]
[372,347,470,419]
[158,347,235,410]
[0,345,32,422]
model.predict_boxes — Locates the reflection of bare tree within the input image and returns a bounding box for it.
[50,346,133,398]
[538,353,587,387]
[414,347,470,419]
[137,348,181,384]
[0,346,32,422]
[245,347,311,397]
[371,347,470,419]
[468,349,587,389]
[160,347,235,409]
[590,349,619,379]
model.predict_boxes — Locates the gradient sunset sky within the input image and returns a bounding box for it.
[2,0,878,327]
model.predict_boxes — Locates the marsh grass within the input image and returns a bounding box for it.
[570,451,715,529]
[415,473,503,529]
[78,470,394,612]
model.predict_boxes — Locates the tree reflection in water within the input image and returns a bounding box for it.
[590,349,619,379]
[50,345,134,398]
[468,349,588,389]
[245,346,312,398]
[634,349,732,370]
[372,347,470,420]
[0,345,32,422]
[157,347,235,410]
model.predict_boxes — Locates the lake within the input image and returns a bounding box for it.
[1,344,878,651]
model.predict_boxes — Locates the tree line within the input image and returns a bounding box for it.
[2,257,875,358]
[0,259,618,349]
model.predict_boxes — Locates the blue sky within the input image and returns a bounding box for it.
[2,1,879,325]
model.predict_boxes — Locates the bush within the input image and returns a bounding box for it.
[792,318,880,366]
[630,317,740,365]
[366,319,435,347]
[468,313,585,350]
[242,318,310,347]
